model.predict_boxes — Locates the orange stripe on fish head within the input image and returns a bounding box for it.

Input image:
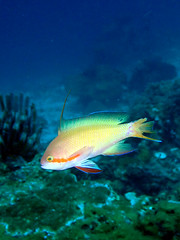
[46,153,80,163]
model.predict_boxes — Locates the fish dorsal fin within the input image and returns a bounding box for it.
[58,90,71,134]
[60,111,129,132]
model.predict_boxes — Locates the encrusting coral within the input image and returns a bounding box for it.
[0,93,42,170]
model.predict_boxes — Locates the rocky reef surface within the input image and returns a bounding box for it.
[0,156,179,240]
[0,79,180,239]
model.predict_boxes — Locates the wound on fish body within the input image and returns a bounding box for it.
[41,92,161,174]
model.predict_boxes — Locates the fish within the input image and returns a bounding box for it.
[41,93,161,173]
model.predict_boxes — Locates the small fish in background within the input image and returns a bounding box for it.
[41,93,161,173]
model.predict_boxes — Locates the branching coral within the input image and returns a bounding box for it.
[0,93,42,169]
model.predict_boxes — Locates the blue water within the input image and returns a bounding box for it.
[1,1,180,239]
[0,0,180,93]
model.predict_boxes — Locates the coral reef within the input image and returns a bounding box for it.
[130,78,180,147]
[0,93,42,170]
[136,200,180,239]
[0,157,179,240]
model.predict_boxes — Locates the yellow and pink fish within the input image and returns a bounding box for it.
[41,94,161,173]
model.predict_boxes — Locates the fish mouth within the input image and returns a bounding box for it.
[41,163,55,170]
[41,164,46,169]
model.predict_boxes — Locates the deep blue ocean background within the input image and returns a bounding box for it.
[1,0,180,141]
[0,1,180,239]
[1,0,180,92]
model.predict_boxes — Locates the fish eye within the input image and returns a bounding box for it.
[47,156,54,162]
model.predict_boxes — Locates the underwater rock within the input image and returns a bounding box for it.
[112,79,180,197]
[136,200,180,239]
[0,93,43,170]
[130,58,177,91]
[125,192,140,206]
[130,78,180,147]
[121,165,167,196]
[65,64,128,112]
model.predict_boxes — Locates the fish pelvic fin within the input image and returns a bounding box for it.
[75,166,102,174]
[75,159,102,174]
[131,118,161,142]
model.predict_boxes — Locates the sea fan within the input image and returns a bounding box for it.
[0,93,42,169]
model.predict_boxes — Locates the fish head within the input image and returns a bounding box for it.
[41,154,61,171]
[40,138,67,170]
[41,151,66,171]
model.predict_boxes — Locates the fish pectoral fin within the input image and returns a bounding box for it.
[69,146,93,161]
[102,140,135,156]
[75,159,102,174]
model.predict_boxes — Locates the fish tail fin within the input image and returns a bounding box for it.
[131,118,161,142]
